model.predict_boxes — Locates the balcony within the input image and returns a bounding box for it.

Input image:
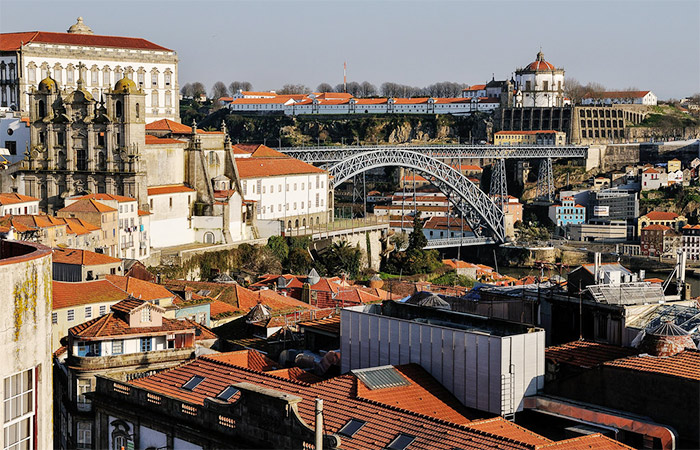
[67,347,194,372]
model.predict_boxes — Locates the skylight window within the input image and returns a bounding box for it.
[338,419,366,438]
[387,433,416,450]
[182,375,205,391]
[216,386,239,401]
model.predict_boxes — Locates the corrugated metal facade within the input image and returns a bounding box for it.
[340,307,545,415]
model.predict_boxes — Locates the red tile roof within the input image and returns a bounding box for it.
[58,198,116,213]
[495,130,559,135]
[297,315,341,335]
[147,184,196,196]
[72,193,136,203]
[250,145,288,158]
[463,84,486,91]
[545,340,638,368]
[235,157,325,178]
[333,288,381,305]
[105,275,174,301]
[0,193,38,205]
[642,168,659,174]
[52,248,121,266]
[52,279,129,310]
[642,224,672,231]
[69,312,195,339]
[209,300,237,317]
[125,354,610,449]
[0,31,172,52]
[110,297,152,314]
[537,434,634,449]
[201,350,279,371]
[584,91,651,99]
[145,118,194,134]
[603,350,700,380]
[144,135,187,145]
[644,211,680,220]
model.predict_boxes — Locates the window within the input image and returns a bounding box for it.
[141,306,151,323]
[151,73,158,87]
[28,67,36,83]
[137,72,145,86]
[77,421,91,447]
[51,312,57,324]
[67,309,75,321]
[112,340,123,355]
[387,433,416,450]
[140,337,152,352]
[151,90,158,107]
[182,375,205,391]
[338,419,365,437]
[91,69,98,86]
[77,379,91,405]
[216,386,239,401]
[3,369,34,450]
[85,306,92,319]
[164,92,171,107]
[164,72,171,86]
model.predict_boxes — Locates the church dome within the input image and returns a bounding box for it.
[38,76,59,93]
[113,77,137,94]
[67,17,94,35]
[525,51,556,71]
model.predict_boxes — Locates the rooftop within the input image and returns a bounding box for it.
[545,340,638,368]
[0,30,172,52]
[235,156,326,178]
[0,193,39,206]
[58,198,117,213]
[53,279,129,310]
[52,248,121,266]
[603,350,700,381]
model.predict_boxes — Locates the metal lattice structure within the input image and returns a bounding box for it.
[489,158,508,203]
[535,158,554,202]
[327,149,506,243]
[279,144,588,163]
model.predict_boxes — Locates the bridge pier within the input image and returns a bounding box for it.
[489,158,508,205]
[535,157,554,203]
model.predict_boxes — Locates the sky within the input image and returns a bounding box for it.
[1,0,698,100]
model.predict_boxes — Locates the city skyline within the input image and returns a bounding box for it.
[1,0,698,100]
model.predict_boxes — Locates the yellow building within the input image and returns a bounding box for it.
[494,130,567,146]
[668,158,682,173]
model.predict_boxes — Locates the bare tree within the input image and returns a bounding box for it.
[191,82,207,99]
[180,83,193,98]
[210,81,229,101]
[316,83,334,93]
[277,84,311,95]
[563,78,586,104]
[229,81,253,94]
[359,81,377,97]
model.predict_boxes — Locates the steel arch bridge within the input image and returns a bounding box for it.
[326,149,506,243]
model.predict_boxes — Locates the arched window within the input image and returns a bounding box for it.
[287,221,292,230]
[115,100,122,118]
[295,219,299,228]
[204,232,215,244]
[38,100,45,117]
[98,151,106,170]
[302,218,306,227]
[135,103,140,119]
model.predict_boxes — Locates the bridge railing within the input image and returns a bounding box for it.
[283,215,389,239]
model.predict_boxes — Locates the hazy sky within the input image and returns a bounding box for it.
[1,0,698,99]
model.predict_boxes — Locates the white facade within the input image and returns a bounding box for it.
[641,169,667,191]
[514,51,566,108]
[148,188,195,248]
[240,173,329,225]
[0,195,39,216]
[581,91,657,106]
[341,305,545,415]
[0,110,30,164]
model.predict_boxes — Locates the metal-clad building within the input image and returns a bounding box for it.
[340,301,545,417]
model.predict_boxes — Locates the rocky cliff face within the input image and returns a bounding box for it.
[198,110,492,146]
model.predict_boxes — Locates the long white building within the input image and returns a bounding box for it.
[0,17,179,122]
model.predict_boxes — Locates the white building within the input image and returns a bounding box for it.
[581,90,657,106]
[233,145,331,231]
[0,109,30,164]
[0,17,179,122]
[65,193,150,260]
[514,51,566,107]
[641,167,667,191]
[147,184,196,248]
[341,301,545,416]
[0,192,39,215]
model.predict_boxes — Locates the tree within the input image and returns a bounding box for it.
[287,247,313,275]
[229,81,252,94]
[407,213,427,251]
[390,232,408,251]
[180,83,193,98]
[359,81,377,97]
[277,84,311,95]
[266,236,289,262]
[324,240,363,278]
[191,82,207,99]
[210,81,229,106]
[316,83,334,93]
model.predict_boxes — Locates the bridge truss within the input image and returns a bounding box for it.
[326,149,506,243]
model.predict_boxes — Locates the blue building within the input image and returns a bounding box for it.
[549,196,586,227]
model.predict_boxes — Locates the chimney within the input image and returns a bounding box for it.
[185,287,193,302]
[315,398,324,450]
[593,252,601,284]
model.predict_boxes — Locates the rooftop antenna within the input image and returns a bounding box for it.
[343,61,347,93]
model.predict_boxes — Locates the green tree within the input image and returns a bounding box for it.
[407,213,427,251]
[266,235,289,262]
[324,241,363,278]
[287,247,313,275]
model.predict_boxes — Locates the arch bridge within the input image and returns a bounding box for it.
[325,149,506,243]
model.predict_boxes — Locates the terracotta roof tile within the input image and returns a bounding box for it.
[0,31,172,52]
[58,198,116,213]
[145,119,193,134]
[297,315,341,335]
[642,224,672,231]
[209,300,237,317]
[105,275,174,301]
[144,135,187,145]
[72,193,136,203]
[603,350,700,380]
[147,184,196,196]
[249,145,288,158]
[201,350,279,371]
[545,340,638,368]
[235,157,325,178]
[644,211,680,220]
[52,279,129,310]
[0,193,39,206]
[69,312,195,339]
[467,417,551,446]
[536,433,634,449]
[52,248,121,266]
